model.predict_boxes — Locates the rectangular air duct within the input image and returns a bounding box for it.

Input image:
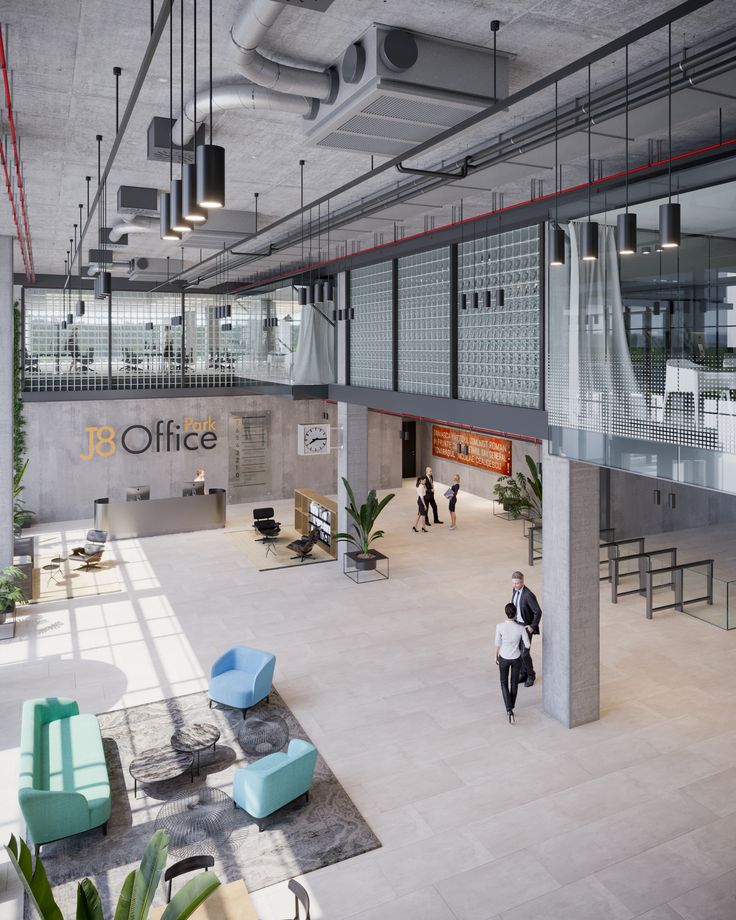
[128,257,177,281]
[306,24,511,156]
[183,209,257,249]
[117,185,160,216]
[147,117,205,164]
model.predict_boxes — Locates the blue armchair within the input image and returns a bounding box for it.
[208,646,276,719]
[232,739,318,831]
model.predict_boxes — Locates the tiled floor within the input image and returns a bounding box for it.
[2,481,736,919]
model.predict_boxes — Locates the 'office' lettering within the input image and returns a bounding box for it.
[81,418,218,459]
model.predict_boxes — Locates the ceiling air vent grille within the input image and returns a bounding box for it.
[363,95,473,128]
[317,132,407,156]
[338,113,432,143]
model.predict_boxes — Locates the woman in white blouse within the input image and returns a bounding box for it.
[412,476,428,533]
[495,602,531,723]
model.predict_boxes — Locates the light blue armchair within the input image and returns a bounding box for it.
[232,739,318,831]
[208,646,276,719]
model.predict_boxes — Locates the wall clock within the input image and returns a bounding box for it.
[297,423,331,456]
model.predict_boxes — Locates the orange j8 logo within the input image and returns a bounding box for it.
[80,426,117,460]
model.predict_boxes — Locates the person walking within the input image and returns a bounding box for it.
[495,602,531,723]
[413,476,428,532]
[424,466,443,525]
[511,570,542,687]
[446,474,460,529]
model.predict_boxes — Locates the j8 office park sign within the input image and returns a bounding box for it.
[432,425,512,475]
[80,416,218,460]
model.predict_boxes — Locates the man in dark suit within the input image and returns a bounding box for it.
[511,570,542,687]
[424,466,443,526]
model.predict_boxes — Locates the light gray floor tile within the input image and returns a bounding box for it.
[498,876,634,920]
[436,853,560,919]
[668,866,736,920]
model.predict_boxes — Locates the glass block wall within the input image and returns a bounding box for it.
[397,247,451,397]
[458,225,541,408]
[350,261,393,389]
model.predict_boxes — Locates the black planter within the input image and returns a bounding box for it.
[0,600,14,626]
[354,553,377,572]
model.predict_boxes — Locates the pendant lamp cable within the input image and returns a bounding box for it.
[169,0,173,183]
[78,203,83,293]
[209,0,213,145]
[180,0,184,176]
[193,0,197,166]
[587,63,592,222]
[300,159,305,261]
[667,21,672,203]
[554,81,558,224]
[624,44,629,213]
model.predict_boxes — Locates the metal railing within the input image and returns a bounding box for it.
[645,559,714,619]
[610,548,677,603]
[526,527,620,568]
[599,538,646,582]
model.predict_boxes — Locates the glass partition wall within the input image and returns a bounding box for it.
[547,181,736,493]
[22,283,334,392]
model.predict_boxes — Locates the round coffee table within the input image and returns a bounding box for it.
[171,722,221,775]
[129,746,194,798]
[155,786,233,857]
[238,713,289,757]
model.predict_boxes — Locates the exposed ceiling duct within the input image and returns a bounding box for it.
[109,214,159,243]
[230,0,337,102]
[173,82,313,145]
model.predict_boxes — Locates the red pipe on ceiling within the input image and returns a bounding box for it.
[0,25,34,281]
[0,134,28,278]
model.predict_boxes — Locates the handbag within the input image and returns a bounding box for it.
[443,487,454,499]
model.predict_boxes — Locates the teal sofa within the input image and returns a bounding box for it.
[18,698,111,853]
[232,739,317,831]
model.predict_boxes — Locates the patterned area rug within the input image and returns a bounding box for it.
[226,527,335,571]
[29,690,380,916]
[37,554,122,601]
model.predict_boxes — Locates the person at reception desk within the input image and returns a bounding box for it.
[194,468,206,487]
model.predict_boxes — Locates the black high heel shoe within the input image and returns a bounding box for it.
[412,526,418,532]
[508,710,515,724]
[421,528,428,532]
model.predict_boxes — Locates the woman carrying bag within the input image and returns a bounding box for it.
[445,474,460,530]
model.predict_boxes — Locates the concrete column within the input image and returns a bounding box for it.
[0,237,13,566]
[542,449,600,728]
[337,401,368,565]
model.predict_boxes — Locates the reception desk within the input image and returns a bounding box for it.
[94,490,226,540]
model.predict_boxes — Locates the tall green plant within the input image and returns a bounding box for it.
[335,477,395,557]
[493,454,542,520]
[5,831,219,920]
[13,302,26,475]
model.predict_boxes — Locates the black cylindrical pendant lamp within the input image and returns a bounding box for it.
[617,212,637,255]
[298,286,307,306]
[548,222,565,266]
[75,299,85,317]
[497,288,505,307]
[159,192,181,241]
[95,271,112,299]
[659,202,680,248]
[170,178,190,232]
[144,321,154,330]
[196,144,225,208]
[460,293,467,310]
[322,281,333,302]
[61,320,67,329]
[183,163,207,223]
[67,313,74,324]
[580,222,599,261]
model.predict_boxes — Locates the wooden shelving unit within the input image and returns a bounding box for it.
[294,488,338,558]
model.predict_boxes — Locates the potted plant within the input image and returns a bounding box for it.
[0,565,26,626]
[493,454,542,521]
[335,477,395,571]
[5,829,219,919]
[14,459,34,535]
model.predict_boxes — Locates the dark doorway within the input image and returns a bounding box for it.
[402,419,417,478]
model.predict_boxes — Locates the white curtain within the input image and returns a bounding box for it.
[292,303,335,385]
[549,222,640,428]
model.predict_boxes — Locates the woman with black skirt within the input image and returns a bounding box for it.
[413,476,428,532]
[448,474,460,530]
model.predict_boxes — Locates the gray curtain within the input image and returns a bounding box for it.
[292,303,335,385]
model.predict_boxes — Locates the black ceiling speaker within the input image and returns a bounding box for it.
[197,0,225,208]
[617,45,637,255]
[659,24,681,249]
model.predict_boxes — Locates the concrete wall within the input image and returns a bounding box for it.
[418,421,541,497]
[23,395,402,523]
[603,468,736,540]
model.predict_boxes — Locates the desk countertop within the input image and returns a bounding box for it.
[150,879,257,920]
